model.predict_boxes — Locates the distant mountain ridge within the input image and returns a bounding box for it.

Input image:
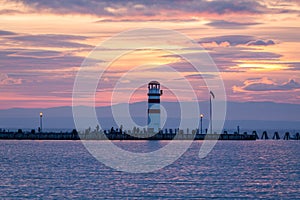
[0,101,299,130]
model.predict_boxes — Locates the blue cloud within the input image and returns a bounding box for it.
[0,49,85,71]
[200,35,277,47]
[205,20,261,29]
[236,78,300,91]
[8,0,267,17]
[7,34,92,48]
[247,40,275,46]
[0,30,16,35]
[200,35,255,46]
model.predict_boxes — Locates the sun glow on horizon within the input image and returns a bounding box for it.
[237,63,288,71]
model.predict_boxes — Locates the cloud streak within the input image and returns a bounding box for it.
[233,78,300,92]
[3,33,93,49]
[0,30,16,35]
[0,73,22,85]
[205,20,261,29]
[247,40,275,46]
[7,0,268,18]
[0,49,85,71]
[200,35,276,47]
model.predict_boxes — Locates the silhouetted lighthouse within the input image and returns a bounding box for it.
[147,81,163,133]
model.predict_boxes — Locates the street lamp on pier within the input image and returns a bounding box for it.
[200,114,204,134]
[209,91,215,134]
[40,112,43,133]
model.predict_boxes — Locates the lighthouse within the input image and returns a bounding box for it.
[147,81,163,133]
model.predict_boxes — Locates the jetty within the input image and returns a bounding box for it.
[1,128,299,140]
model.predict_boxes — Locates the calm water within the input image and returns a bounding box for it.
[0,140,299,199]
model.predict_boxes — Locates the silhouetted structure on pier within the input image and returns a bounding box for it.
[296,132,300,140]
[272,132,280,140]
[252,131,259,139]
[283,132,290,140]
[261,131,269,139]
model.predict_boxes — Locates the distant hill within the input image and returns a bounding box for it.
[0,101,299,130]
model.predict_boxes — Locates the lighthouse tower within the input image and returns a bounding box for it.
[147,81,163,133]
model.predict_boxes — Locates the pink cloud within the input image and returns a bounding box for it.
[0,73,22,85]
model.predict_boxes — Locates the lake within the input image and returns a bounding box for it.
[0,140,299,199]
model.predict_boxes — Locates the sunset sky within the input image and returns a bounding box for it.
[0,0,300,109]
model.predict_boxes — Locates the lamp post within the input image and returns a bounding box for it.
[40,112,43,133]
[200,114,204,134]
[209,91,215,134]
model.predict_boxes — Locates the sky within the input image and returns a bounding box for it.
[0,0,300,109]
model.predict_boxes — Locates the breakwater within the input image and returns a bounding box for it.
[0,129,299,140]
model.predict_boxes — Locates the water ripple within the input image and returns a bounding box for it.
[0,140,299,199]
